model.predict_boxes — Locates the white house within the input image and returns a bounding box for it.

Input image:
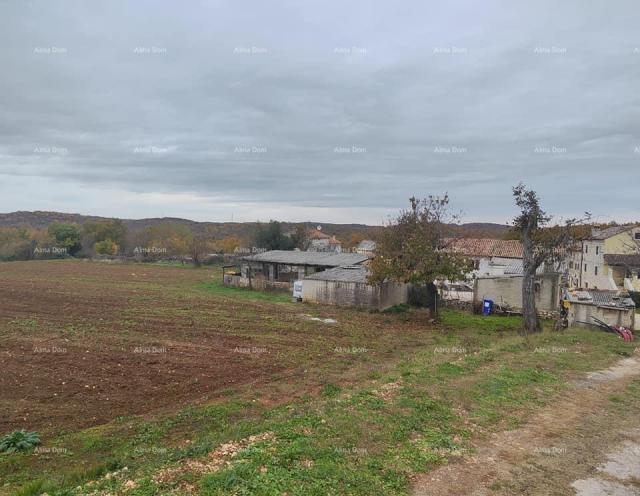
[443,238,524,278]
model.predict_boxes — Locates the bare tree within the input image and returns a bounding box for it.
[512,184,589,333]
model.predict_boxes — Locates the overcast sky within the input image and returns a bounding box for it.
[1,0,639,225]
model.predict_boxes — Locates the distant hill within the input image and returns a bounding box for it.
[0,211,511,242]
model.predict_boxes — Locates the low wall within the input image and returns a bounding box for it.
[223,274,291,292]
[302,279,408,310]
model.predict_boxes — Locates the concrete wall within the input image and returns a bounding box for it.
[473,273,561,312]
[567,302,635,329]
[302,279,408,310]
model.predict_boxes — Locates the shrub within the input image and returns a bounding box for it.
[0,430,41,453]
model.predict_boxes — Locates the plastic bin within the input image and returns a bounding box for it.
[482,299,494,316]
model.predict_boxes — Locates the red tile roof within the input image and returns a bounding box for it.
[308,229,331,240]
[443,238,523,259]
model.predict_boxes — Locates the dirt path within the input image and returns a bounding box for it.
[413,356,640,496]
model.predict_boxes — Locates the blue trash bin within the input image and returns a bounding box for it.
[482,299,494,316]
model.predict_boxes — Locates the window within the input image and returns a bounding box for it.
[584,264,587,272]
[585,245,588,253]
[596,246,599,255]
[595,266,598,275]
[635,232,640,240]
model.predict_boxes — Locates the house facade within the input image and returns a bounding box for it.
[567,225,640,290]
[443,238,524,278]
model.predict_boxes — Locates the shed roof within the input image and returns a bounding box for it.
[503,259,545,275]
[305,265,369,283]
[443,238,523,259]
[564,289,635,309]
[242,250,368,267]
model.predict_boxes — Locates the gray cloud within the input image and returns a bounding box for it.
[1,0,639,223]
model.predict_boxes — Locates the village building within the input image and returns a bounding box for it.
[223,250,368,290]
[443,238,524,278]
[567,225,640,290]
[353,239,376,257]
[301,265,408,310]
[308,227,342,253]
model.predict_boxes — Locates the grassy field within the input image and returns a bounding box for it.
[0,260,636,495]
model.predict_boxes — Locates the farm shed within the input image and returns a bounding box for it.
[223,250,369,290]
[301,265,409,310]
[564,290,636,329]
[473,272,561,313]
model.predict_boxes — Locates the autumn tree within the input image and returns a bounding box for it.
[512,183,589,334]
[369,195,471,317]
[82,219,127,256]
[215,236,246,254]
[48,223,82,256]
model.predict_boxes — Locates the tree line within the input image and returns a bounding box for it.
[0,220,248,264]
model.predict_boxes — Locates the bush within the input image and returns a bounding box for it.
[0,430,41,453]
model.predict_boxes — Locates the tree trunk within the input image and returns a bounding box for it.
[521,225,541,334]
[522,269,541,333]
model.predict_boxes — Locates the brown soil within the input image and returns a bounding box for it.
[0,260,431,435]
[0,262,293,433]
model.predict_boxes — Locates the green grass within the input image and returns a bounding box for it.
[199,279,292,304]
[439,308,523,333]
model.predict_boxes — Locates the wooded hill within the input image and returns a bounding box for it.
[0,211,512,241]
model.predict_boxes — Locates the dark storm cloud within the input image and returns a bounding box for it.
[1,0,639,222]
